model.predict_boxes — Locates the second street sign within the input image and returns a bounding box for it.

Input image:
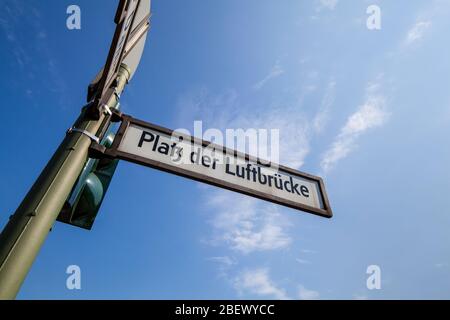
[97,115,332,218]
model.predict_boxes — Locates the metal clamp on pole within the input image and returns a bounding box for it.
[67,127,100,144]
[100,103,113,116]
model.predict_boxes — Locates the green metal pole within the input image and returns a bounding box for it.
[0,65,131,300]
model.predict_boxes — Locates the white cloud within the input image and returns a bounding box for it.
[176,86,332,294]
[264,107,310,169]
[321,83,389,173]
[317,0,339,11]
[340,97,387,136]
[313,80,336,133]
[207,190,292,254]
[177,88,311,168]
[208,256,236,267]
[435,262,448,268]
[296,248,317,265]
[301,249,318,254]
[296,258,311,265]
[405,21,431,45]
[298,285,320,300]
[253,61,284,90]
[0,2,68,107]
[207,256,236,279]
[176,86,334,254]
[234,268,289,300]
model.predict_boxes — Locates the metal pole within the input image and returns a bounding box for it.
[0,65,131,300]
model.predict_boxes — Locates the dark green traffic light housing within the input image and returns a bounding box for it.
[57,131,119,230]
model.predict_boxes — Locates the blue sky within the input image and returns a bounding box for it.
[1,0,450,299]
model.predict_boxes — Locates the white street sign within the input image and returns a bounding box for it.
[102,116,332,218]
[94,0,151,100]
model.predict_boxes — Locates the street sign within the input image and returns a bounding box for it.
[122,0,151,80]
[87,0,151,102]
[96,116,332,218]
[93,0,151,102]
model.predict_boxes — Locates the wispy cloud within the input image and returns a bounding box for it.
[176,84,330,297]
[176,87,329,254]
[207,256,237,278]
[298,285,320,300]
[296,258,311,265]
[1,4,31,69]
[0,2,68,107]
[207,191,291,254]
[405,21,432,45]
[313,80,336,134]
[301,249,318,254]
[296,247,318,265]
[234,268,289,300]
[435,262,448,268]
[177,87,311,169]
[317,0,339,11]
[253,61,284,90]
[321,80,389,173]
